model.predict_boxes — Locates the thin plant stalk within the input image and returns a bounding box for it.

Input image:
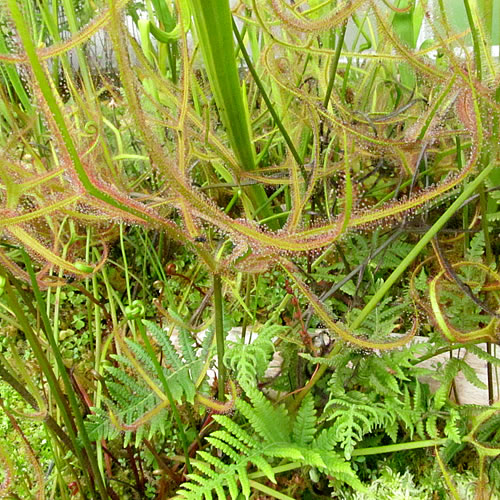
[136,319,193,473]
[323,22,347,109]
[479,184,495,405]
[232,19,303,170]
[2,277,102,498]
[21,252,109,499]
[213,274,226,401]
[463,0,483,81]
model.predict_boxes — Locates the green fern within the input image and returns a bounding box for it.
[348,295,409,342]
[223,323,283,389]
[176,388,365,499]
[467,231,485,262]
[373,239,415,269]
[433,357,487,411]
[85,321,214,445]
[293,393,316,446]
[444,409,462,444]
[323,392,395,459]
[303,341,465,453]
[468,344,500,367]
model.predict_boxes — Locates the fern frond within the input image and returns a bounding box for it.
[425,413,439,438]
[434,357,479,410]
[177,449,273,499]
[444,409,462,444]
[178,327,197,365]
[85,323,205,444]
[212,415,260,449]
[375,239,414,269]
[349,296,409,340]
[313,427,337,450]
[236,387,291,443]
[458,358,487,390]
[124,338,158,373]
[467,345,500,366]
[324,394,389,459]
[248,454,277,483]
[224,323,279,388]
[467,231,485,261]
[143,320,183,370]
[105,366,150,399]
[476,412,500,441]
[85,407,121,441]
[205,437,242,462]
[178,388,364,498]
[413,379,425,413]
[358,355,402,395]
[292,393,316,446]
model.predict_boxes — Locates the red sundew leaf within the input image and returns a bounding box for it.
[269,0,367,33]
[456,88,476,134]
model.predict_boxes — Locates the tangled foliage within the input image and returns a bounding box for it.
[0,0,499,498]
[0,0,498,347]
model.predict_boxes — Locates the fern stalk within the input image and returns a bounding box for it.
[249,480,296,500]
[351,438,448,456]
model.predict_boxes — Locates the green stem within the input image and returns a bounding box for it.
[463,0,482,81]
[456,136,470,252]
[479,184,493,265]
[351,438,448,456]
[214,274,226,401]
[248,480,296,500]
[2,277,98,496]
[323,22,347,109]
[187,0,276,226]
[479,184,494,405]
[241,274,252,344]
[0,356,75,453]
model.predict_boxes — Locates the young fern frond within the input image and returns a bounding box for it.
[350,296,410,341]
[433,355,490,412]
[323,392,393,459]
[444,409,462,444]
[146,320,185,370]
[223,323,280,389]
[357,355,403,396]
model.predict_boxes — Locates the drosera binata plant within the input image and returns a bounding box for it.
[0,0,499,497]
